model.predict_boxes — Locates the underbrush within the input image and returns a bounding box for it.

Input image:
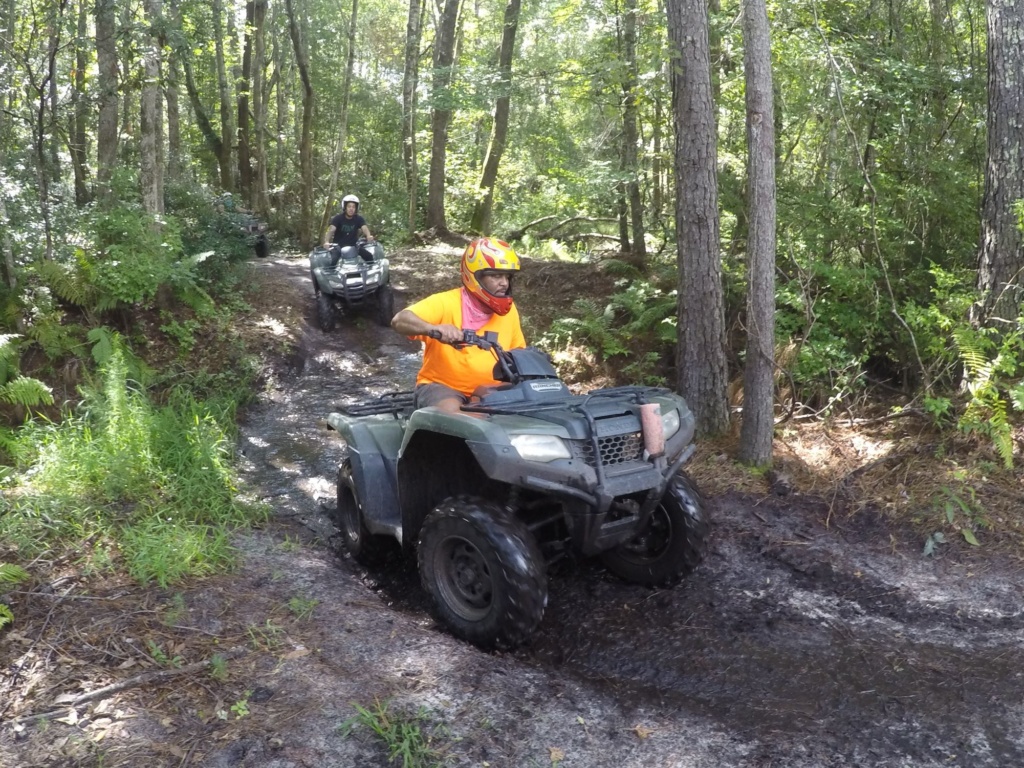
[0,339,267,591]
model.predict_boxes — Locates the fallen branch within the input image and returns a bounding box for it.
[7,647,246,725]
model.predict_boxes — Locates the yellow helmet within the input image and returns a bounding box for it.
[461,237,521,316]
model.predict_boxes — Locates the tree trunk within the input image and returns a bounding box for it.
[275,31,290,188]
[974,0,1024,327]
[70,0,90,206]
[426,0,462,231]
[402,0,426,234]
[738,0,776,467]
[238,1,256,205]
[286,0,315,249]
[666,0,729,436]
[469,0,521,235]
[620,0,646,266]
[95,0,118,201]
[213,0,234,190]
[165,52,182,184]
[252,0,270,218]
[320,0,359,237]
[141,0,164,215]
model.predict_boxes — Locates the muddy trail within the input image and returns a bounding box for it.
[5,248,1024,768]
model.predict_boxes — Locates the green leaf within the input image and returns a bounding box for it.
[961,529,980,546]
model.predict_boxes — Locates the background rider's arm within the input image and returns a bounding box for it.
[391,309,461,343]
[323,225,336,247]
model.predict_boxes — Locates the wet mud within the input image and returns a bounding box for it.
[237,253,1024,767]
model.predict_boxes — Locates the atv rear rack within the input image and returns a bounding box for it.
[340,391,416,417]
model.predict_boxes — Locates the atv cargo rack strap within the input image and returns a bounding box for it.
[339,391,416,417]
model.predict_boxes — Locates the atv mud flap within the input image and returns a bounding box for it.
[335,421,403,543]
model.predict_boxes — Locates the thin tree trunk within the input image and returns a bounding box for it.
[141,0,164,215]
[165,52,182,184]
[621,0,646,266]
[320,0,359,237]
[666,0,729,436]
[275,31,289,188]
[286,0,315,249]
[95,0,118,200]
[252,0,270,218]
[238,1,256,205]
[426,0,462,231]
[402,0,426,234]
[70,0,90,206]
[468,0,521,235]
[738,0,776,467]
[213,0,234,190]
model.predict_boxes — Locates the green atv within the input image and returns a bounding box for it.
[326,331,710,649]
[309,239,394,332]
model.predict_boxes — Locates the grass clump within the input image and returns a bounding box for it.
[340,699,450,768]
[0,337,265,587]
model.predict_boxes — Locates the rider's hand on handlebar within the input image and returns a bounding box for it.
[430,324,463,344]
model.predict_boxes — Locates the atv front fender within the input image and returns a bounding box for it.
[326,413,404,543]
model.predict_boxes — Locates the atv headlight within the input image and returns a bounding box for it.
[661,408,680,439]
[510,434,570,462]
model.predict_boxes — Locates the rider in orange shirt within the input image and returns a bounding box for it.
[391,238,526,412]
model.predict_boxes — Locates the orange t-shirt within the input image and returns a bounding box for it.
[407,288,526,396]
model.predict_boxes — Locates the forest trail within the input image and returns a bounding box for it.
[3,247,1023,768]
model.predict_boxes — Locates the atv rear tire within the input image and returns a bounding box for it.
[336,461,391,566]
[317,292,337,332]
[600,472,709,587]
[254,234,270,258]
[375,285,395,327]
[418,496,547,649]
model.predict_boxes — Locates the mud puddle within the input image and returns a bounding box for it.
[237,254,1024,767]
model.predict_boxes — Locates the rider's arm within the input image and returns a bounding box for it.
[391,309,461,343]
[323,225,336,248]
[360,224,374,241]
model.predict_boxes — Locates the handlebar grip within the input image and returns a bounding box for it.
[427,329,442,340]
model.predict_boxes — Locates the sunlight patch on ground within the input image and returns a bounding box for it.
[255,315,291,336]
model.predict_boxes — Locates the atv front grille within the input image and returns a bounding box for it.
[575,430,644,467]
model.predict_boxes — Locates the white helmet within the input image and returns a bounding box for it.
[341,194,360,212]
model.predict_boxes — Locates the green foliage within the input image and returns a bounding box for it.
[952,326,1021,469]
[288,596,319,621]
[339,699,448,768]
[933,485,986,547]
[0,336,264,586]
[0,562,30,630]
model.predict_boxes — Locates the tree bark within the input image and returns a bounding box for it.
[974,0,1024,327]
[426,0,462,231]
[286,0,315,249]
[140,0,164,215]
[238,1,256,205]
[738,0,776,467]
[212,0,234,190]
[666,0,729,436]
[70,0,90,206]
[252,0,270,218]
[468,0,521,235]
[620,0,646,266]
[402,0,426,234]
[95,0,118,201]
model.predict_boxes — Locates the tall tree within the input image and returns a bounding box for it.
[69,0,90,205]
[238,1,257,204]
[468,0,521,235]
[975,0,1024,327]
[425,0,462,231]
[620,0,646,265]
[402,0,426,234]
[212,0,234,189]
[666,0,729,436]
[738,0,775,467]
[95,0,118,200]
[251,0,270,218]
[286,0,315,249]
[140,0,164,215]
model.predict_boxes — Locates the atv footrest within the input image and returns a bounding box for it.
[341,391,416,417]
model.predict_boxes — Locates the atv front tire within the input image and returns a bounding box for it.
[317,292,337,332]
[600,472,710,587]
[375,285,395,327]
[336,460,391,566]
[418,496,547,649]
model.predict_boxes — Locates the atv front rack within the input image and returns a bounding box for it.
[339,391,415,417]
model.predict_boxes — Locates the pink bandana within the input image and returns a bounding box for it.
[460,288,493,332]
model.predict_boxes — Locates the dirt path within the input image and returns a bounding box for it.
[4,248,1024,768]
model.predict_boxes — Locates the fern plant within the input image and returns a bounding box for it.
[952,326,1022,468]
[0,562,30,630]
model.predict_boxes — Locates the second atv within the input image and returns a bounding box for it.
[326,331,711,649]
[309,239,394,331]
